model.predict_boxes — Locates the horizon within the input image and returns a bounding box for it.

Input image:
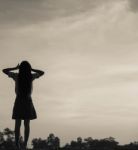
[0,127,137,147]
[0,0,138,146]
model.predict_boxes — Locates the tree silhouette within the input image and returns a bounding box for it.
[47,133,60,150]
[0,128,15,150]
[0,127,138,150]
[32,133,60,150]
[0,131,4,149]
[32,138,47,149]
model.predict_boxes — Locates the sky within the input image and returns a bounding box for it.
[0,0,138,146]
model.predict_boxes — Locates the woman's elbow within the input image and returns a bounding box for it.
[41,71,45,76]
[2,69,8,75]
[2,69,6,74]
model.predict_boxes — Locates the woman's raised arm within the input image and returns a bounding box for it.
[31,68,45,78]
[2,64,19,75]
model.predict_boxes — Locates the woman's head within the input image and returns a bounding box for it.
[19,61,31,74]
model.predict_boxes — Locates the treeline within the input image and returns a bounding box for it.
[0,128,138,150]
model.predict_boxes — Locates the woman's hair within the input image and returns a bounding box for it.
[18,61,32,96]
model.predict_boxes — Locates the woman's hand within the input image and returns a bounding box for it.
[15,64,20,69]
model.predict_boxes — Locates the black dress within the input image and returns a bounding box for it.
[8,72,38,120]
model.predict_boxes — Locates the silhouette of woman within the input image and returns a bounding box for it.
[2,61,44,149]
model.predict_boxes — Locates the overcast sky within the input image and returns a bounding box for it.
[0,0,138,146]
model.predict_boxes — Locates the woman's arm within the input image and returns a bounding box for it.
[2,64,19,75]
[31,68,45,77]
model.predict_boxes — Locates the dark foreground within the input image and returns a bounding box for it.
[0,128,138,150]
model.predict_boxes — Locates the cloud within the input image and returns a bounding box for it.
[0,0,116,28]
[128,0,138,12]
